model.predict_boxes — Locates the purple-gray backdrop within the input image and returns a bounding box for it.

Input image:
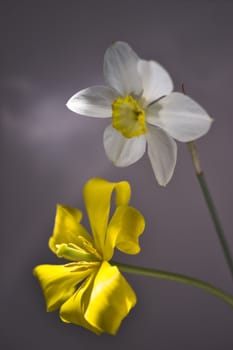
[1,1,233,349]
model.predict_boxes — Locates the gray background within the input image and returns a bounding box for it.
[1,0,233,349]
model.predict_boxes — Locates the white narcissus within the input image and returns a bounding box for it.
[67,42,212,186]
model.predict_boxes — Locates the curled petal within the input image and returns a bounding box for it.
[104,206,145,260]
[146,92,213,142]
[60,273,102,334]
[146,125,177,186]
[83,178,131,255]
[33,264,93,312]
[66,85,118,117]
[104,41,142,96]
[60,262,136,335]
[138,59,173,104]
[49,205,93,255]
[103,125,146,167]
[85,262,136,335]
[62,261,136,335]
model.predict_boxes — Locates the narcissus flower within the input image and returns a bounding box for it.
[67,41,212,186]
[33,178,145,335]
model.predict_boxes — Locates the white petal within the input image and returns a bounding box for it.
[138,59,173,104]
[103,125,146,167]
[66,86,118,118]
[103,42,142,96]
[147,92,213,142]
[146,125,177,186]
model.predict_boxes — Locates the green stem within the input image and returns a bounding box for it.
[187,141,233,281]
[114,261,233,307]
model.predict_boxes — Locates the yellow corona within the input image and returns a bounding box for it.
[112,95,147,138]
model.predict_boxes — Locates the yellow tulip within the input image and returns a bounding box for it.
[33,178,145,335]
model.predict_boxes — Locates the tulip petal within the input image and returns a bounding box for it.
[66,85,118,117]
[59,272,102,334]
[33,264,93,312]
[138,59,173,104]
[146,125,177,186]
[146,92,213,142]
[104,41,142,96]
[85,261,136,335]
[83,178,131,255]
[103,125,146,167]
[104,206,145,260]
[49,205,93,255]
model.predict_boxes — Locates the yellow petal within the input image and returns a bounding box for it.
[85,261,136,335]
[49,205,93,254]
[33,264,93,311]
[104,206,145,260]
[59,272,102,335]
[83,178,131,254]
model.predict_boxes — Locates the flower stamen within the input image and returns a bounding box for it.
[76,235,102,260]
[112,95,147,138]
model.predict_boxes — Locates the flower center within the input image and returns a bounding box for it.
[112,95,147,138]
[55,236,102,262]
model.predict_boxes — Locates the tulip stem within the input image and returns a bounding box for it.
[114,261,233,307]
[187,141,233,281]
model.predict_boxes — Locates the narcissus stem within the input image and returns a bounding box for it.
[187,141,233,281]
[114,261,233,307]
